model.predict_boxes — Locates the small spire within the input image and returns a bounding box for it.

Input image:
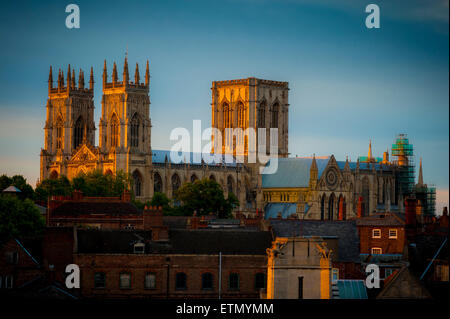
[418,157,424,186]
[145,60,150,86]
[123,56,129,84]
[112,62,118,83]
[71,69,76,89]
[48,66,53,92]
[61,70,65,89]
[57,69,62,90]
[67,64,71,90]
[135,63,140,84]
[78,68,84,89]
[311,153,317,171]
[89,67,94,90]
[368,139,373,160]
[103,60,108,86]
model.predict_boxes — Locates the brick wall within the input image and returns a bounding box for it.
[75,253,267,299]
[358,226,405,255]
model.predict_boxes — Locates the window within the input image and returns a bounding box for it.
[119,272,131,289]
[94,272,106,288]
[56,125,63,149]
[271,103,279,128]
[175,272,187,290]
[132,171,142,197]
[258,102,266,128]
[74,116,84,149]
[154,172,162,193]
[223,103,231,128]
[145,273,156,289]
[332,268,339,284]
[133,242,145,254]
[389,229,398,239]
[254,273,265,290]
[237,102,245,128]
[229,273,239,290]
[5,251,18,264]
[372,229,381,238]
[202,273,213,290]
[4,275,13,289]
[130,113,140,147]
[111,115,119,147]
[371,247,382,255]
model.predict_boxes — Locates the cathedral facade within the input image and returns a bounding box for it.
[40,59,408,218]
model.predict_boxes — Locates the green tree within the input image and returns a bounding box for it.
[72,169,131,197]
[0,174,34,200]
[0,195,45,244]
[34,176,73,202]
[150,192,173,214]
[174,178,239,218]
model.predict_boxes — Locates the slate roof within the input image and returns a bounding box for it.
[356,213,405,226]
[2,185,21,193]
[76,229,273,255]
[152,149,238,167]
[51,201,141,216]
[163,216,189,229]
[269,220,360,262]
[261,157,393,188]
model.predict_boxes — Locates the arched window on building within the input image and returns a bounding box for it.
[191,174,198,183]
[130,113,140,147]
[227,175,234,195]
[328,194,335,220]
[154,172,163,193]
[362,177,370,216]
[209,174,216,182]
[258,101,266,128]
[56,122,63,150]
[50,170,58,180]
[111,114,120,147]
[172,173,181,194]
[237,102,245,128]
[223,103,231,128]
[201,273,213,290]
[74,116,84,149]
[320,194,326,220]
[271,103,279,128]
[132,170,142,197]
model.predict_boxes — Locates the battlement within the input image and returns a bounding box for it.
[102,58,149,92]
[212,77,289,88]
[48,64,94,96]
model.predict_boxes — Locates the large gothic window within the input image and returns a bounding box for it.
[154,172,162,193]
[223,103,231,128]
[74,116,84,149]
[271,103,279,128]
[111,114,119,147]
[237,102,245,128]
[191,174,198,183]
[320,194,326,220]
[328,194,335,220]
[56,121,63,150]
[258,102,266,128]
[172,173,181,194]
[362,177,370,216]
[227,175,234,195]
[133,170,142,197]
[130,113,139,148]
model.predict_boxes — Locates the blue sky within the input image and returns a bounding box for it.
[0,0,448,212]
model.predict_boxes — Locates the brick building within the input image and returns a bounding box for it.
[74,228,272,299]
[46,190,168,240]
[356,212,407,279]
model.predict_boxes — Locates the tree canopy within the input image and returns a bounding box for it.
[34,170,132,202]
[0,174,35,200]
[0,195,45,244]
[174,178,239,218]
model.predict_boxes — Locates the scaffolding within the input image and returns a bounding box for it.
[391,134,415,195]
[415,184,436,217]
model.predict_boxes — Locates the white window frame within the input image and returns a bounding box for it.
[372,229,381,239]
[388,229,398,239]
[371,247,382,255]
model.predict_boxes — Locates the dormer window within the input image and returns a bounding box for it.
[134,242,145,254]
